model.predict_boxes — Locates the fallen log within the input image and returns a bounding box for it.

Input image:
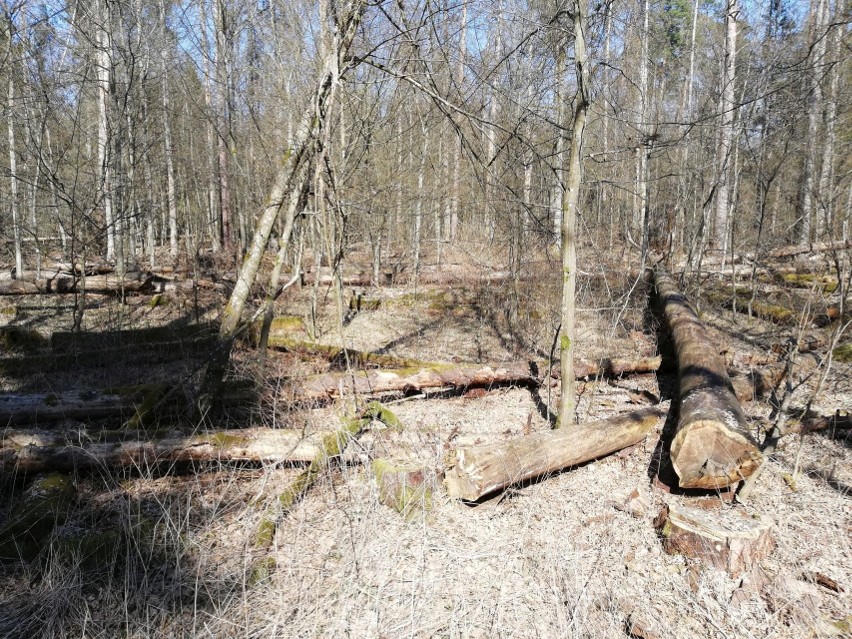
[655,268,763,489]
[0,427,336,473]
[0,380,253,426]
[443,407,665,501]
[253,334,429,369]
[768,239,852,259]
[294,362,540,401]
[0,272,168,296]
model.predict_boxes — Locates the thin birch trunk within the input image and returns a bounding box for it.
[714,0,739,253]
[558,0,589,428]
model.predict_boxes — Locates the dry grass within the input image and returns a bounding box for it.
[0,243,850,638]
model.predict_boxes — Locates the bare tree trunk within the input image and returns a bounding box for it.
[558,0,589,428]
[714,0,739,253]
[816,23,840,238]
[217,0,366,341]
[214,0,233,254]
[799,0,828,245]
[161,0,179,258]
[449,2,466,242]
[7,51,22,278]
[96,1,115,262]
[551,50,565,247]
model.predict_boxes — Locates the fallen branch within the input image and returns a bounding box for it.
[655,268,763,489]
[443,407,665,501]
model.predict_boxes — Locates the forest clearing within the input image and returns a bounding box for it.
[0,242,849,638]
[0,0,850,637]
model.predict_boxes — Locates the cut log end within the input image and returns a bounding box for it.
[655,503,774,577]
[670,420,763,490]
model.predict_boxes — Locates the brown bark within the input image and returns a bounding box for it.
[655,268,763,489]
[654,503,774,578]
[443,407,665,500]
[1,428,334,473]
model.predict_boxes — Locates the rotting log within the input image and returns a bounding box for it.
[655,268,763,489]
[0,428,338,473]
[251,401,400,582]
[654,503,774,578]
[443,407,665,501]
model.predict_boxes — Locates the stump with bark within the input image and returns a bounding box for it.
[655,503,774,577]
[655,268,763,489]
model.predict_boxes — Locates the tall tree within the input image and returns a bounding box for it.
[558,0,590,428]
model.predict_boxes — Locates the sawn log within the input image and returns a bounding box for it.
[655,268,762,489]
[443,407,665,500]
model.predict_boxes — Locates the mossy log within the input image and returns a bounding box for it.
[250,404,401,580]
[654,503,774,578]
[253,334,429,369]
[655,268,762,489]
[0,473,75,560]
[443,407,665,501]
[704,288,797,325]
[0,428,337,473]
[372,459,433,518]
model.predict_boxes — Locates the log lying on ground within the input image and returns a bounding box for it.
[294,362,540,401]
[443,407,665,501]
[768,239,852,258]
[292,356,775,403]
[0,428,338,473]
[654,503,774,578]
[0,380,253,426]
[0,272,169,296]
[655,268,763,489]
[254,334,430,369]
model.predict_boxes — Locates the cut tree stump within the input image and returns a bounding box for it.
[654,503,774,578]
[372,458,434,518]
[443,407,665,501]
[0,427,340,473]
[655,268,763,489]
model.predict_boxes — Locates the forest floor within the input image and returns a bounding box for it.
[0,242,850,638]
